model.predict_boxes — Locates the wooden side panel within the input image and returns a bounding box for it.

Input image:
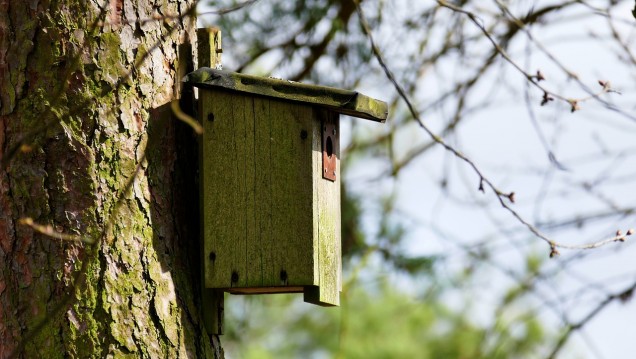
[305,110,341,306]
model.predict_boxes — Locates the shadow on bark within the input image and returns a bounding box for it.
[144,81,221,356]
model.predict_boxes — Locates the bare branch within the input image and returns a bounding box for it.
[354,0,635,254]
[547,280,636,358]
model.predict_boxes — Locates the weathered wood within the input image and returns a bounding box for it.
[196,28,222,69]
[184,68,388,122]
[227,287,304,294]
[253,96,274,286]
[242,94,258,287]
[194,53,388,315]
[198,27,225,335]
[201,89,341,306]
[200,90,234,335]
[202,90,236,287]
[201,289,224,336]
[305,109,341,306]
[268,99,314,287]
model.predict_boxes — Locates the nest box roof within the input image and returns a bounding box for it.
[183,68,388,122]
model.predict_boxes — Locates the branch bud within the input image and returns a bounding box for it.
[540,92,554,106]
[598,80,611,92]
[536,70,545,81]
[549,245,560,258]
[568,99,580,113]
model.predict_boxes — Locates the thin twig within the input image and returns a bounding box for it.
[547,280,636,358]
[18,217,84,242]
[491,0,632,119]
[354,0,631,252]
[439,0,621,115]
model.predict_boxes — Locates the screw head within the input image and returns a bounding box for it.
[300,130,308,139]
[209,252,216,261]
[207,113,215,122]
[231,271,239,283]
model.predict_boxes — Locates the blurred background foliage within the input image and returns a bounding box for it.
[199,0,636,358]
[222,278,545,358]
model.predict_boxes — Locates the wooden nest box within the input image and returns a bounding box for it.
[184,68,387,308]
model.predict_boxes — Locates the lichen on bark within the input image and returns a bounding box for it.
[0,0,221,357]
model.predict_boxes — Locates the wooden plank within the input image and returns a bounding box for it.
[227,287,303,295]
[253,96,274,287]
[269,99,288,288]
[197,27,224,335]
[304,110,340,306]
[196,28,222,69]
[199,88,225,335]
[202,89,239,289]
[269,99,314,288]
[201,289,224,335]
[230,92,248,288]
[291,103,316,285]
[242,95,258,287]
[272,99,289,286]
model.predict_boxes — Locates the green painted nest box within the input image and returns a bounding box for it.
[184,68,387,307]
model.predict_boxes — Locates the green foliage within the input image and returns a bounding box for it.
[341,184,365,258]
[224,275,546,359]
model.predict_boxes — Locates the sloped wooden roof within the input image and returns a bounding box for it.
[183,68,387,122]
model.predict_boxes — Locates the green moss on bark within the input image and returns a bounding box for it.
[2,0,221,357]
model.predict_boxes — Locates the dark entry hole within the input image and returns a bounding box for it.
[326,136,333,158]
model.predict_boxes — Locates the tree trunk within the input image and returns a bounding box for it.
[0,0,222,357]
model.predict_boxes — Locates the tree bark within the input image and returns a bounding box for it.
[0,0,222,357]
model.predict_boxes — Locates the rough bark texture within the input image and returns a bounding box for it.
[0,0,223,357]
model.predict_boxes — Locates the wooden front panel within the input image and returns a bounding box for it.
[201,89,315,290]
